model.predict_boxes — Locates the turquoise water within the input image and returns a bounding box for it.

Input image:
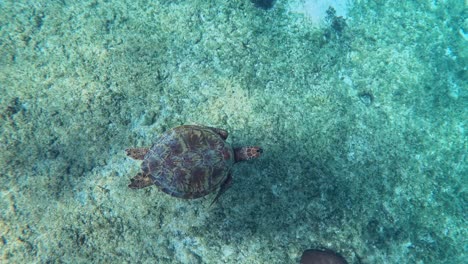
[0,0,466,263]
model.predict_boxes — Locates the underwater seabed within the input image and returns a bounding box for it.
[0,0,466,263]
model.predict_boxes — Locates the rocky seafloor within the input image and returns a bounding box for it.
[0,0,466,263]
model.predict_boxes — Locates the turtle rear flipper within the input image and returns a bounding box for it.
[126,148,149,160]
[129,172,154,189]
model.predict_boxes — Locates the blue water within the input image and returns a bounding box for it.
[0,0,466,263]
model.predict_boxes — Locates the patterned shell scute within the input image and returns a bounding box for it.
[142,125,234,199]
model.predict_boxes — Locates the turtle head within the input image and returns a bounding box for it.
[234,146,263,162]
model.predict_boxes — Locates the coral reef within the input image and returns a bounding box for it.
[0,0,465,263]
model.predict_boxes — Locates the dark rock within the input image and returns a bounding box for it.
[300,249,348,264]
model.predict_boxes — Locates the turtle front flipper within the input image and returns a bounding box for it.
[125,148,149,160]
[209,173,233,206]
[206,127,228,140]
[128,172,154,189]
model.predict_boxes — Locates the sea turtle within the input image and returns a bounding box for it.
[126,125,262,204]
